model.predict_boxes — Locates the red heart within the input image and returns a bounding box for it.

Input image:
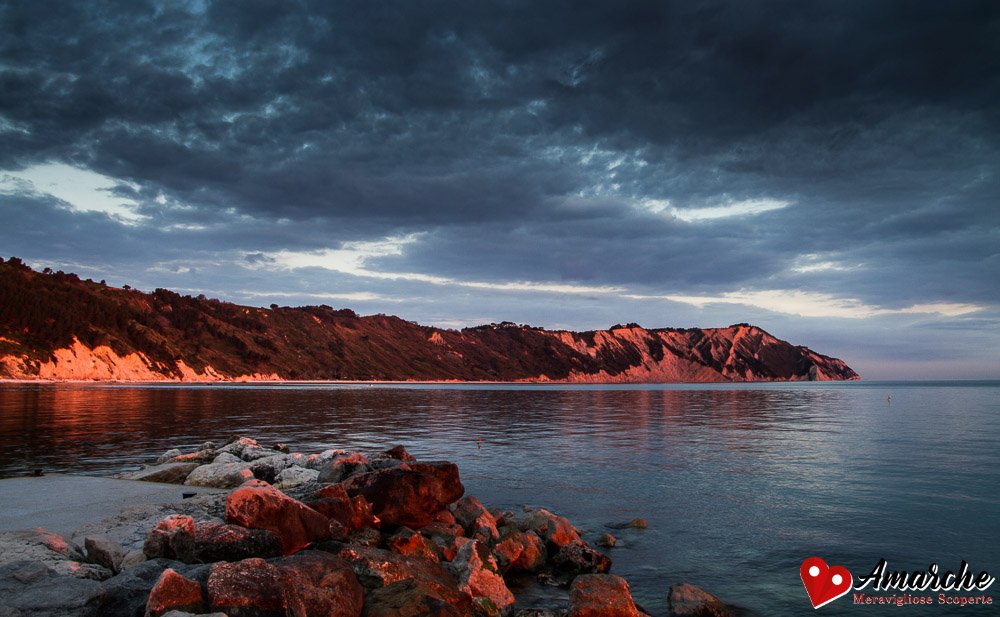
[800,556,853,609]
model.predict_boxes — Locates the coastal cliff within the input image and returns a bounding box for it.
[0,258,858,382]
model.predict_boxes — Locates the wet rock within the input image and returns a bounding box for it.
[193,522,282,563]
[341,461,464,528]
[273,466,319,490]
[667,582,733,617]
[521,509,582,551]
[382,445,417,462]
[363,579,464,617]
[596,533,617,548]
[387,528,440,562]
[569,574,642,617]
[206,558,290,617]
[307,484,378,532]
[0,560,106,617]
[156,449,184,464]
[448,540,514,615]
[144,515,196,562]
[452,496,499,545]
[183,462,254,489]
[224,482,330,554]
[85,534,126,574]
[121,463,200,485]
[317,452,371,483]
[607,518,648,530]
[144,568,205,617]
[492,530,546,573]
[273,443,290,454]
[552,541,612,575]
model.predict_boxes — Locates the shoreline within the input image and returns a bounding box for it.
[0,437,735,617]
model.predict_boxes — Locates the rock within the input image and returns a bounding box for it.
[173,451,218,464]
[206,558,290,617]
[607,518,648,530]
[492,530,546,573]
[382,445,417,462]
[273,466,319,490]
[307,484,378,532]
[419,522,467,562]
[596,533,617,548]
[206,553,364,617]
[0,560,106,617]
[156,449,183,465]
[121,550,147,570]
[336,545,469,611]
[387,528,440,562]
[121,463,201,485]
[451,496,499,544]
[212,452,242,465]
[217,437,261,458]
[302,449,348,471]
[184,462,254,489]
[224,481,331,554]
[274,550,364,617]
[273,443,290,454]
[448,540,514,615]
[193,522,282,563]
[145,568,206,617]
[144,515,196,562]
[247,454,296,483]
[0,529,110,580]
[520,509,581,550]
[513,611,568,617]
[85,534,126,574]
[552,541,612,575]
[317,452,371,483]
[99,558,187,617]
[363,579,464,617]
[569,574,642,617]
[341,462,464,528]
[161,612,227,617]
[667,582,733,617]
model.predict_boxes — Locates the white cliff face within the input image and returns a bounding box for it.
[0,338,281,382]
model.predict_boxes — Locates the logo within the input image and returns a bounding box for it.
[800,557,996,609]
[800,556,853,609]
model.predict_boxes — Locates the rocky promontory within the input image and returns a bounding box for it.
[0,438,734,617]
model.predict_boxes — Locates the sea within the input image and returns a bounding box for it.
[1,380,998,616]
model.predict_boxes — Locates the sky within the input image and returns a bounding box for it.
[0,1,997,380]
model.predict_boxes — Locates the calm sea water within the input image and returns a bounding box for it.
[1,381,998,616]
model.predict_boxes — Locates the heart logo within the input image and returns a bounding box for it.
[800,556,853,609]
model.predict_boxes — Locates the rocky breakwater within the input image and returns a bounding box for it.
[0,437,735,617]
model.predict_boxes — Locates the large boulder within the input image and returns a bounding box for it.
[306,484,377,532]
[144,515,196,563]
[144,568,206,617]
[205,553,363,617]
[317,452,371,484]
[569,574,642,617]
[85,534,126,574]
[193,522,282,563]
[520,509,581,551]
[447,540,514,617]
[274,466,320,490]
[386,528,440,562]
[363,579,463,617]
[336,545,470,612]
[120,463,200,484]
[451,497,499,545]
[184,462,254,489]
[98,558,193,617]
[341,462,464,528]
[0,560,106,617]
[382,445,417,462]
[225,482,331,554]
[667,583,733,617]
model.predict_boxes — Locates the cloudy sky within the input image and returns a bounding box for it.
[1,1,997,379]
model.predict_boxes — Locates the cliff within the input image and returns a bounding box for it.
[0,257,859,382]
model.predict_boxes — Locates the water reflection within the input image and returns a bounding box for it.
[1,382,998,616]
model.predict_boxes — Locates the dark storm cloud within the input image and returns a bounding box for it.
[1,0,998,377]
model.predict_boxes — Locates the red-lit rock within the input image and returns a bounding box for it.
[225,483,330,555]
[341,462,464,528]
[308,484,378,532]
[317,452,370,483]
[569,574,642,617]
[520,509,581,550]
[493,530,546,573]
[387,528,440,562]
[448,540,514,615]
[144,515,196,562]
[206,558,291,617]
[274,550,364,617]
[452,496,499,544]
[667,582,733,617]
[145,568,205,617]
[382,445,417,462]
[337,545,470,612]
[363,579,464,617]
[193,521,282,562]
